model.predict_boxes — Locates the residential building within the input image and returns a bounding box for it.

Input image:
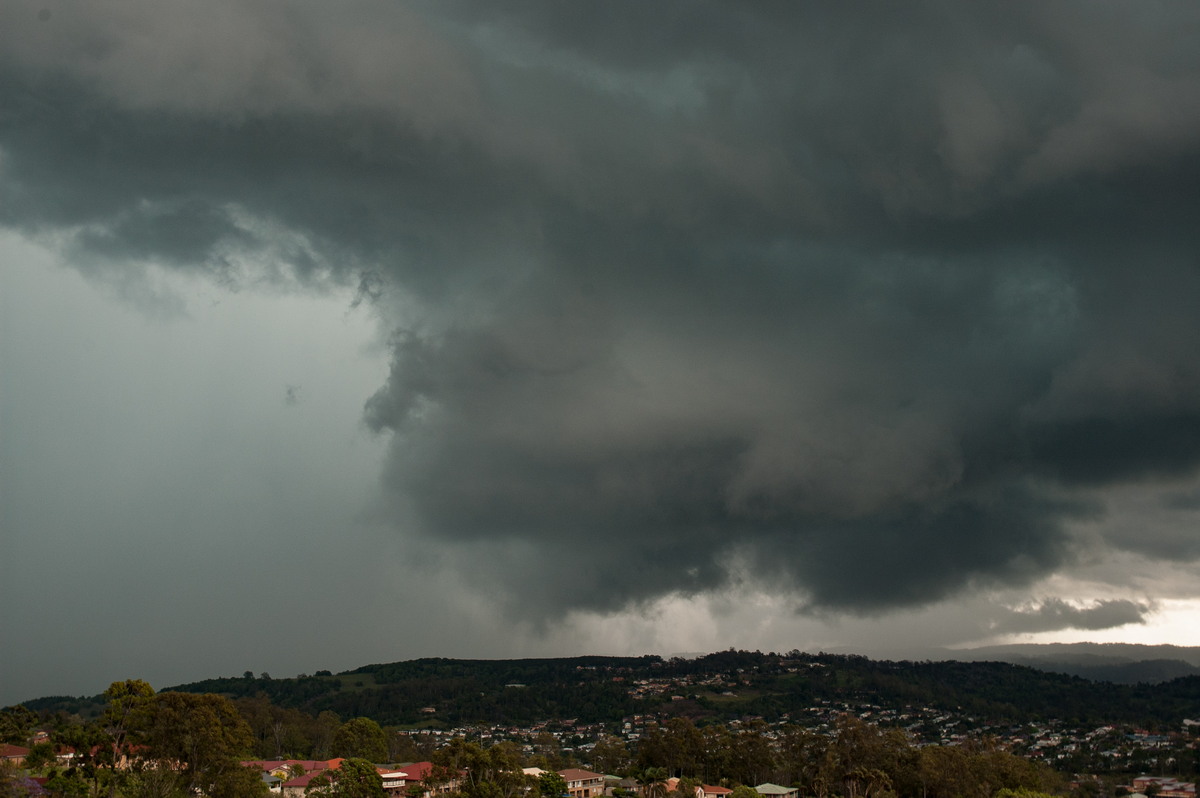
[559,768,605,798]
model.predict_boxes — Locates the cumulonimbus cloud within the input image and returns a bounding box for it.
[4,0,1200,619]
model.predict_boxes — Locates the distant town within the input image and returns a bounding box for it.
[3,650,1199,797]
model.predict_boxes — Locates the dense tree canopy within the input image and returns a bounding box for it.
[538,771,569,798]
[0,706,38,746]
[306,758,386,798]
[331,718,388,763]
[12,655,1191,798]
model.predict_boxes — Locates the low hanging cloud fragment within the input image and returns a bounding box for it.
[4,0,1200,620]
[994,598,1153,635]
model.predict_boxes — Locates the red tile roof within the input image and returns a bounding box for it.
[241,758,343,773]
[283,772,325,788]
[398,761,437,781]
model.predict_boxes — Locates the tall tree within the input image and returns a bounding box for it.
[141,692,257,796]
[52,719,109,797]
[0,706,39,746]
[205,761,269,798]
[307,758,386,798]
[589,736,630,777]
[699,725,733,784]
[44,767,93,798]
[775,724,826,790]
[818,716,915,798]
[312,712,342,760]
[539,772,569,798]
[637,767,669,798]
[729,722,775,788]
[332,718,388,763]
[97,680,156,797]
[117,765,187,798]
[435,738,532,798]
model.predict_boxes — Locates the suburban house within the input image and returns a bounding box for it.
[241,758,461,798]
[392,760,460,797]
[698,785,733,798]
[281,771,330,797]
[380,767,418,795]
[0,744,29,765]
[243,758,343,782]
[559,768,605,798]
[755,784,799,798]
[1131,777,1196,798]
[240,758,346,798]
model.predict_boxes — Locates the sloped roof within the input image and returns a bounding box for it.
[398,761,438,781]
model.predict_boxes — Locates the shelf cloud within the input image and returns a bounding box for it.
[4,0,1200,627]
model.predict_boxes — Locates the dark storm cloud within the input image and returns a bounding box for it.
[993,598,1152,634]
[4,0,1200,617]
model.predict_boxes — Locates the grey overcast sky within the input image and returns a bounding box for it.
[5,0,1200,706]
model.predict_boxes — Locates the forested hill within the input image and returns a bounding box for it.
[22,651,1200,729]
[953,643,1200,684]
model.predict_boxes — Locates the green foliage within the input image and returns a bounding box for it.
[236,695,318,759]
[332,718,388,763]
[204,762,269,798]
[44,767,91,798]
[49,721,108,796]
[727,786,758,798]
[1,759,47,797]
[637,767,669,798]
[637,719,704,778]
[435,738,532,798]
[103,680,155,723]
[23,742,55,771]
[589,735,630,776]
[539,771,569,798]
[622,712,1062,798]
[116,766,187,798]
[141,692,256,796]
[387,729,433,764]
[0,706,39,746]
[115,652,1200,732]
[312,711,342,760]
[915,741,1061,798]
[672,776,701,798]
[102,679,156,764]
[16,652,1200,798]
[306,758,385,798]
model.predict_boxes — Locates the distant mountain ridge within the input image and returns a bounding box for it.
[950,642,1200,684]
[18,648,1200,728]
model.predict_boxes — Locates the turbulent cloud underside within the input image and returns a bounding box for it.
[4,0,1200,620]
[994,598,1153,635]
